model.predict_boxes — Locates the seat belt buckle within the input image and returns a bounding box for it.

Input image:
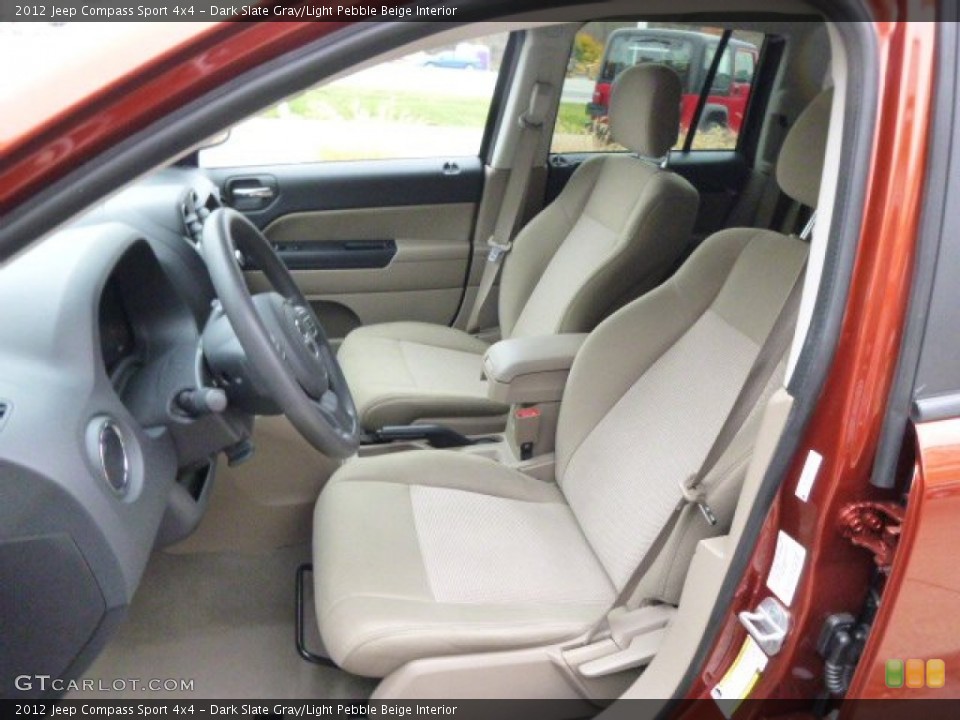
[680,475,718,526]
[487,236,512,263]
[512,406,540,461]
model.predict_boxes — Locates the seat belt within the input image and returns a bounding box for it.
[465,81,553,334]
[595,232,812,626]
[767,190,798,233]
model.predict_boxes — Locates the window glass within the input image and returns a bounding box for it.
[602,36,694,87]
[735,50,756,83]
[551,23,764,155]
[200,32,510,168]
[703,43,733,96]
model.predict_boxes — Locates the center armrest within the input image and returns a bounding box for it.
[483,334,588,404]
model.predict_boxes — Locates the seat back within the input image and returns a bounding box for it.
[553,88,833,591]
[498,64,700,339]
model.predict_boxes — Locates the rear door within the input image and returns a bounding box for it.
[547,23,768,244]
[200,31,515,343]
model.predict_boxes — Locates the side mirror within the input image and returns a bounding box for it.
[199,128,231,150]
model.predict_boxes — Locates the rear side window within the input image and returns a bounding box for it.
[552,23,764,155]
[200,32,511,168]
[602,35,695,87]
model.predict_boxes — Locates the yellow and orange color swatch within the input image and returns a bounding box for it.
[885,658,945,689]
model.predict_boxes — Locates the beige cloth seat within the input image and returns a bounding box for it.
[315,89,832,678]
[315,452,616,678]
[334,323,495,428]
[338,63,700,430]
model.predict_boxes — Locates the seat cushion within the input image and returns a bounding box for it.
[314,451,615,677]
[337,322,508,429]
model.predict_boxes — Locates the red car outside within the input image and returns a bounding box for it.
[587,27,758,136]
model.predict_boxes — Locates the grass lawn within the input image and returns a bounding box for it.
[266,86,592,134]
[258,87,736,155]
[555,101,592,134]
[266,87,494,127]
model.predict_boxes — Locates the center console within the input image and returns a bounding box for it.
[357,333,587,480]
[482,333,586,460]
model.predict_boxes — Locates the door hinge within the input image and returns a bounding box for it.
[837,501,905,573]
[818,613,859,696]
[817,601,876,697]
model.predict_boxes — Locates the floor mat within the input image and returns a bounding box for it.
[68,544,377,700]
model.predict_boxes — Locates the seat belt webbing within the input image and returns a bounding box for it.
[465,81,552,334]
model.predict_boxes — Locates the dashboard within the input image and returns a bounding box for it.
[0,168,255,694]
[99,276,138,378]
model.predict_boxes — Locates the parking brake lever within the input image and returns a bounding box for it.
[367,424,490,449]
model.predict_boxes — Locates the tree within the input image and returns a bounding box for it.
[572,33,603,77]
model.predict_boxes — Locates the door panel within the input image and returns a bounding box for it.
[249,203,476,339]
[209,157,483,226]
[265,240,397,271]
[667,150,750,239]
[206,158,483,341]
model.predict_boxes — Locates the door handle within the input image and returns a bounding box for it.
[231,186,275,199]
[224,174,279,211]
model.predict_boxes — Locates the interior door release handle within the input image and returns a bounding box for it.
[232,186,275,199]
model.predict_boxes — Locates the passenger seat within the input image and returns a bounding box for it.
[338,63,700,430]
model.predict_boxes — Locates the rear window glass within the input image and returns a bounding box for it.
[552,23,764,154]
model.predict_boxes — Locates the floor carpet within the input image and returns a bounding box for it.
[68,544,377,700]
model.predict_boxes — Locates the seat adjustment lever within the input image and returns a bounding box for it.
[577,627,668,677]
[566,604,677,678]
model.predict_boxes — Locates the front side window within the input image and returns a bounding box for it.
[200,32,510,168]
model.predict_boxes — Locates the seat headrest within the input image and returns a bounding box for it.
[609,64,682,158]
[776,88,834,208]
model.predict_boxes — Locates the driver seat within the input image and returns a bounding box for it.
[313,89,832,678]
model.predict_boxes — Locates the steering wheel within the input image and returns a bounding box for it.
[201,208,360,459]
